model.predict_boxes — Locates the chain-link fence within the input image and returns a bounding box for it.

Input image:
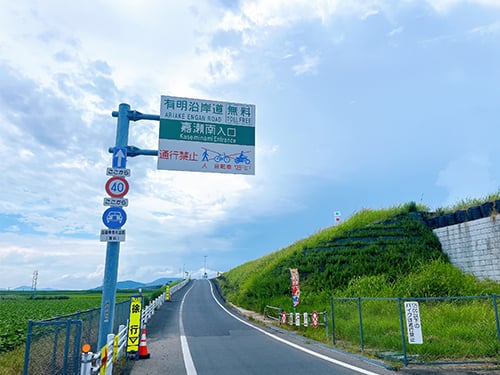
[330,295,500,366]
[23,320,82,375]
[23,300,129,375]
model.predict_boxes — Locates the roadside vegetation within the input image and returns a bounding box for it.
[217,196,500,363]
[434,191,500,215]
[0,287,166,374]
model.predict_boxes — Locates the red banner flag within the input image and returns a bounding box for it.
[290,268,300,307]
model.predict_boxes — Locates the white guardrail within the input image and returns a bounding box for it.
[80,279,190,375]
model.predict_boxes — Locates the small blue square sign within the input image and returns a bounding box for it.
[112,148,127,169]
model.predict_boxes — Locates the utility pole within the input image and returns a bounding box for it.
[97,104,159,349]
[204,255,207,279]
[31,270,38,297]
[97,96,255,348]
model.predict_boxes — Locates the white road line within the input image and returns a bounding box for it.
[180,282,197,375]
[208,280,383,375]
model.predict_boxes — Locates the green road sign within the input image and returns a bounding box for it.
[158,95,256,175]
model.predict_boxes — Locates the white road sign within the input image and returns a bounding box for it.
[404,301,423,344]
[158,95,255,175]
[103,197,129,207]
[100,229,126,242]
[106,167,131,177]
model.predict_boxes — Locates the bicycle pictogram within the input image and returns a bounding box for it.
[201,148,252,164]
[214,152,231,163]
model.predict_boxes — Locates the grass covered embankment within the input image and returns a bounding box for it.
[216,202,500,362]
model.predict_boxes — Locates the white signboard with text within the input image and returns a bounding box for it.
[158,95,255,175]
[404,301,423,344]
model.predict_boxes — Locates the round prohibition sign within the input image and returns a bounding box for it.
[281,311,287,325]
[311,311,319,328]
[105,176,129,198]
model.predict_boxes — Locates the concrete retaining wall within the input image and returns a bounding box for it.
[433,214,500,281]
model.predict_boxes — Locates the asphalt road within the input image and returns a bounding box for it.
[128,279,395,375]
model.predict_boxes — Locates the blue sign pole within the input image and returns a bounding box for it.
[97,103,130,349]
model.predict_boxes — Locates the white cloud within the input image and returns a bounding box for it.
[292,48,320,76]
[468,20,500,36]
[0,1,233,104]
[436,154,497,206]
[1,0,500,290]
[218,0,383,46]
[426,0,500,13]
[388,26,404,37]
[0,234,104,289]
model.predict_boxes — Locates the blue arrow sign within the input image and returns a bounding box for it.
[112,147,127,169]
[102,207,127,229]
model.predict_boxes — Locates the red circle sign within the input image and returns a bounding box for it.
[105,176,129,198]
[312,311,319,328]
[281,311,287,325]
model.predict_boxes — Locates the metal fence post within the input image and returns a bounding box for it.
[72,320,83,372]
[51,322,60,373]
[397,297,408,366]
[330,297,336,345]
[357,297,364,351]
[324,311,329,341]
[22,320,33,375]
[492,294,500,345]
[61,320,72,375]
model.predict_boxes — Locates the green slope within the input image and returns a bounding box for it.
[217,203,448,312]
[216,201,500,362]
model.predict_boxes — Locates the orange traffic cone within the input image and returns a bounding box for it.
[138,327,151,359]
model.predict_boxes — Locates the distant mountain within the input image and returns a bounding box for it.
[116,280,144,289]
[13,286,33,291]
[92,277,182,291]
[1,286,66,292]
[144,277,181,287]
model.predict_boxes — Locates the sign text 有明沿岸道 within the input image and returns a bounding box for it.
[158,95,255,175]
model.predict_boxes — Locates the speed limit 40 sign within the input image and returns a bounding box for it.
[105,176,129,198]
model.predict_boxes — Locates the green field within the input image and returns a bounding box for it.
[0,289,158,354]
[0,287,167,374]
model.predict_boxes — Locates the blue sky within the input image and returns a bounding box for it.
[1,0,499,289]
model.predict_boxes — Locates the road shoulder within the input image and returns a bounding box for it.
[228,303,500,375]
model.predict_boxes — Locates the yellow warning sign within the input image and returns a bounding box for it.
[127,296,142,354]
[165,285,171,301]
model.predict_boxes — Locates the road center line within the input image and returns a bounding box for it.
[208,280,383,375]
[180,282,197,375]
